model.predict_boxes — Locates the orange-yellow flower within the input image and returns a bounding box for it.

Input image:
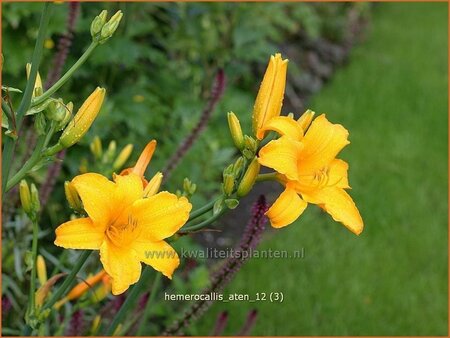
[54,140,192,295]
[258,113,363,235]
[252,53,288,140]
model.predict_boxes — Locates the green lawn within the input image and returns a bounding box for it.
[194,3,448,335]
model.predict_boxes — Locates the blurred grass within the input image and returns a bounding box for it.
[193,3,448,335]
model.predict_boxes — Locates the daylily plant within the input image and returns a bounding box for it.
[54,140,192,294]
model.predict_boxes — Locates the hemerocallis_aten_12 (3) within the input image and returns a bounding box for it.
[54,140,192,295]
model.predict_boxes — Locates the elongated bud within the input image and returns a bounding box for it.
[91,315,101,335]
[99,11,123,44]
[222,174,235,196]
[252,53,288,140]
[30,183,40,214]
[243,135,258,160]
[297,109,315,132]
[37,255,47,286]
[59,87,106,148]
[26,63,43,98]
[182,177,196,196]
[91,10,108,39]
[105,140,117,163]
[237,158,260,197]
[143,172,163,197]
[66,270,107,301]
[113,144,133,170]
[227,112,244,150]
[20,180,32,215]
[233,157,244,177]
[64,181,83,212]
[90,136,103,159]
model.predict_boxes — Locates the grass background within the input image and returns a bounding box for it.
[193,3,448,335]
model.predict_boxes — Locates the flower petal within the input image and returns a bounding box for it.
[260,116,303,141]
[258,136,302,181]
[99,241,141,295]
[266,186,307,228]
[133,239,180,279]
[54,217,105,249]
[113,173,144,209]
[132,192,192,241]
[302,187,363,235]
[328,159,350,189]
[298,114,350,174]
[71,173,115,227]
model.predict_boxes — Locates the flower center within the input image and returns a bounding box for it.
[106,214,141,247]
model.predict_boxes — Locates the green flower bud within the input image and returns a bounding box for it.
[91,10,108,40]
[20,180,32,215]
[237,158,260,197]
[112,144,133,170]
[30,183,40,214]
[227,112,244,150]
[90,136,103,159]
[99,11,123,44]
[222,174,235,196]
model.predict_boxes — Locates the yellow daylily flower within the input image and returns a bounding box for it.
[54,140,192,295]
[258,113,363,235]
[252,53,288,140]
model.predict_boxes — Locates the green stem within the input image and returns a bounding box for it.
[137,273,162,335]
[5,135,46,192]
[42,250,92,310]
[28,218,39,314]
[188,198,217,221]
[181,209,226,233]
[2,3,52,197]
[105,266,153,335]
[32,42,98,107]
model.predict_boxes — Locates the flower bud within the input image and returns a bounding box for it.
[182,177,196,196]
[45,100,66,122]
[227,112,244,150]
[26,63,43,98]
[56,102,73,131]
[143,172,163,197]
[37,255,47,286]
[66,270,107,301]
[64,181,83,212]
[252,53,288,140]
[30,183,40,214]
[237,158,260,197]
[59,87,106,148]
[233,157,244,177]
[20,180,32,215]
[113,144,133,171]
[297,109,315,132]
[90,10,108,39]
[99,11,123,44]
[91,315,101,335]
[90,136,103,159]
[105,140,117,162]
[222,174,235,196]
